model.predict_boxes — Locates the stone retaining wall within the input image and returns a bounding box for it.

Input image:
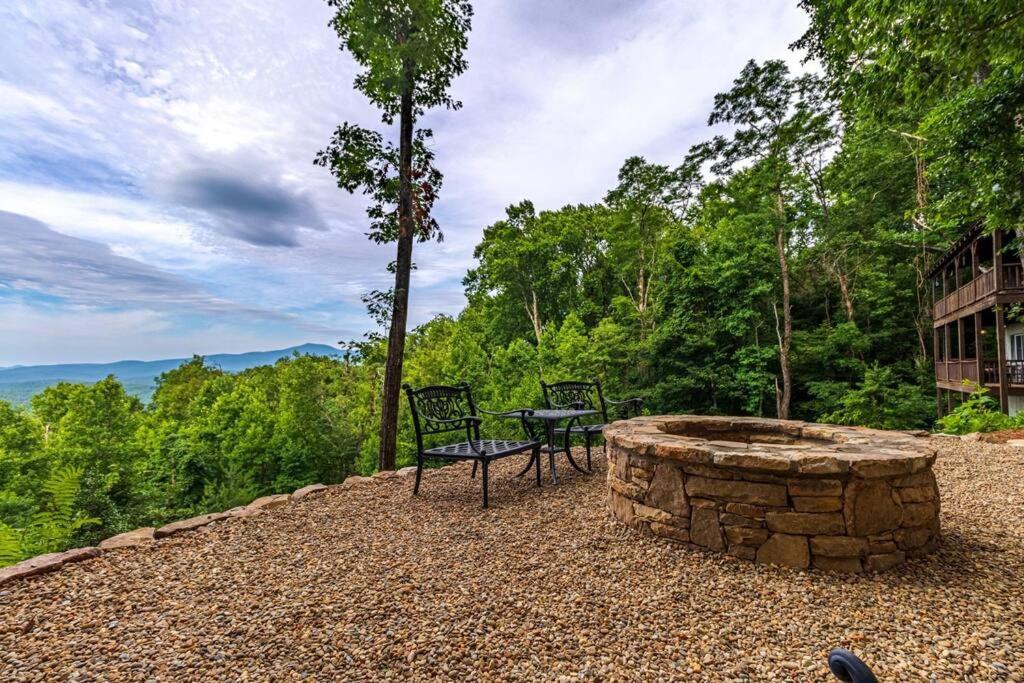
[606,416,940,572]
[0,466,420,586]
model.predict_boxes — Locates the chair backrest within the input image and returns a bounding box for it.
[541,378,607,421]
[403,383,480,452]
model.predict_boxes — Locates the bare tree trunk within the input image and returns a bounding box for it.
[775,192,793,420]
[526,289,542,343]
[835,265,855,322]
[377,68,414,472]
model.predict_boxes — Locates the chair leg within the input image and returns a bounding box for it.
[482,459,490,508]
[471,460,478,479]
[413,456,423,496]
[534,446,542,487]
[585,432,593,471]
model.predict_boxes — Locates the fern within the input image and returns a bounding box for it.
[0,523,21,567]
[20,465,99,558]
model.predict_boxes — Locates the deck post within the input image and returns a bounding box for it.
[996,305,1010,413]
[975,311,985,388]
[994,230,1004,289]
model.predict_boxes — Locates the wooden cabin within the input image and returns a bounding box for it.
[929,223,1024,416]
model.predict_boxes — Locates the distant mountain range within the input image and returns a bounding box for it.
[0,343,343,405]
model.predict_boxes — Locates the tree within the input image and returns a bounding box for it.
[603,156,698,333]
[316,0,472,470]
[796,0,1024,242]
[693,60,836,418]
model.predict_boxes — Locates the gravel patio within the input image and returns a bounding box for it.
[2,438,1023,681]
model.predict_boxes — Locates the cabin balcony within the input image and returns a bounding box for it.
[933,263,1024,324]
[935,359,1024,390]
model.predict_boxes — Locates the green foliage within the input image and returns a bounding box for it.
[0,465,98,567]
[937,386,1015,435]
[821,365,935,430]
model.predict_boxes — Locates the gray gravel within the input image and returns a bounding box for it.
[1,440,1023,681]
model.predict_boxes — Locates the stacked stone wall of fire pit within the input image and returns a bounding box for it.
[605,416,940,573]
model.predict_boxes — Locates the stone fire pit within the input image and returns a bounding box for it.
[605,416,940,572]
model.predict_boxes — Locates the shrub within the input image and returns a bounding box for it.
[937,386,1014,435]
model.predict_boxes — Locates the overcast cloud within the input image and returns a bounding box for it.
[0,0,810,365]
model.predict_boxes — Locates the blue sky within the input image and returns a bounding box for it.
[0,0,809,366]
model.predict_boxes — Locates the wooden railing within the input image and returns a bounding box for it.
[935,359,979,385]
[981,359,1024,385]
[934,263,1024,320]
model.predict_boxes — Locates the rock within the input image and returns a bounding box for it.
[844,480,903,536]
[961,432,982,441]
[155,512,231,539]
[897,485,936,503]
[246,494,290,512]
[787,479,842,497]
[864,550,906,572]
[756,533,809,569]
[689,508,725,551]
[396,466,419,477]
[868,540,898,554]
[901,502,938,528]
[719,513,763,528]
[712,451,794,472]
[680,463,737,480]
[724,525,770,547]
[609,491,636,526]
[633,503,672,524]
[291,484,328,502]
[809,536,868,558]
[653,440,714,464]
[765,512,846,535]
[340,475,375,490]
[724,502,768,519]
[0,547,102,586]
[99,528,155,550]
[373,470,401,480]
[813,556,863,573]
[849,456,914,478]
[792,496,842,512]
[726,544,757,561]
[644,464,690,517]
[1005,439,1024,448]
[895,526,934,550]
[650,522,689,544]
[892,471,936,488]
[610,477,645,501]
[794,454,849,475]
[629,466,654,484]
[684,476,787,507]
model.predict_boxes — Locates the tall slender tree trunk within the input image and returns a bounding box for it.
[775,191,793,420]
[377,67,415,472]
[524,288,543,344]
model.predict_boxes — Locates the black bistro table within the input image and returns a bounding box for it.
[497,408,597,484]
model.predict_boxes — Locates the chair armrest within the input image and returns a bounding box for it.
[479,408,535,418]
[606,397,643,418]
[429,415,483,425]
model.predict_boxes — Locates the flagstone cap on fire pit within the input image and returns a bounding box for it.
[603,416,940,572]
[604,415,936,478]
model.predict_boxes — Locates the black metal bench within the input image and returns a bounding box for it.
[404,382,541,508]
[540,378,643,470]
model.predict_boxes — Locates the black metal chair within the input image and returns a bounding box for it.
[404,382,541,508]
[540,378,643,470]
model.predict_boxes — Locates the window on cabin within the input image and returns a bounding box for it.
[1011,334,1024,361]
[949,323,960,359]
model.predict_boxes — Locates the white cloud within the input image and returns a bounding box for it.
[0,0,812,364]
